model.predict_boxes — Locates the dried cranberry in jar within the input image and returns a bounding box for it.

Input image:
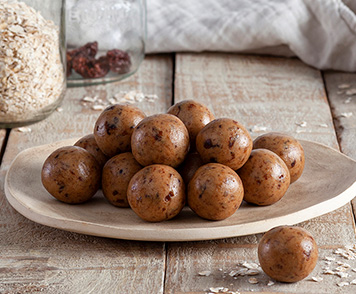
[106,49,131,74]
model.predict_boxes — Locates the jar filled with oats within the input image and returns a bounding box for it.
[66,0,146,86]
[0,0,66,128]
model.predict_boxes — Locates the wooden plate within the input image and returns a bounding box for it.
[4,138,356,241]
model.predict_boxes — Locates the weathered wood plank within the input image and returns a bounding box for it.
[0,54,173,294]
[323,70,356,237]
[165,53,356,294]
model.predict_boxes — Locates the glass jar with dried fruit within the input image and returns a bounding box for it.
[0,0,66,128]
[66,0,146,86]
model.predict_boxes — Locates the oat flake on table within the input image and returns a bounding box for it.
[0,1,64,120]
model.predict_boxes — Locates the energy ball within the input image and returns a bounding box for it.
[188,163,244,220]
[196,118,252,170]
[127,164,186,222]
[131,114,190,168]
[167,100,215,149]
[178,152,204,186]
[102,152,142,207]
[237,149,290,205]
[74,134,108,169]
[258,226,318,282]
[253,132,305,183]
[94,104,146,157]
[41,146,101,204]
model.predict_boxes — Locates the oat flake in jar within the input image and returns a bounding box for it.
[0,0,66,128]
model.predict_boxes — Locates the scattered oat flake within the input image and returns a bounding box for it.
[91,105,105,111]
[337,261,350,267]
[267,280,274,286]
[337,281,349,287]
[250,125,267,133]
[17,127,31,133]
[352,268,356,272]
[246,269,260,276]
[310,277,323,282]
[296,121,307,127]
[339,112,353,118]
[346,89,356,95]
[248,277,258,284]
[338,84,351,89]
[241,261,260,269]
[335,272,349,278]
[318,123,328,128]
[322,269,335,275]
[229,270,239,277]
[82,96,97,103]
[56,107,63,112]
[199,270,211,277]
[344,97,352,104]
[208,287,228,293]
[350,279,356,285]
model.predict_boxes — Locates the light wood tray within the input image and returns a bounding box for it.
[4,138,356,242]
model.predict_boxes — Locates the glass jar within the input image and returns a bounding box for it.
[0,0,66,128]
[66,0,146,86]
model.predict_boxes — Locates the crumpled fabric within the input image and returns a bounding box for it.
[146,0,356,72]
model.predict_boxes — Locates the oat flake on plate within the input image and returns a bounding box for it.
[0,0,64,121]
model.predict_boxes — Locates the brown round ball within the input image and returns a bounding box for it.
[74,134,108,169]
[253,132,305,183]
[131,114,190,168]
[127,164,186,222]
[188,163,244,220]
[94,104,146,157]
[237,149,290,205]
[102,152,142,207]
[41,146,101,204]
[178,152,203,186]
[258,226,318,282]
[196,118,252,170]
[167,100,215,149]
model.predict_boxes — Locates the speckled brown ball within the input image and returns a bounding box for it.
[196,118,252,170]
[131,114,190,168]
[258,226,318,282]
[188,163,244,220]
[178,152,204,186]
[167,100,215,149]
[41,146,101,204]
[127,164,186,222]
[237,149,290,206]
[102,152,142,207]
[94,104,146,157]
[253,132,305,183]
[74,134,108,169]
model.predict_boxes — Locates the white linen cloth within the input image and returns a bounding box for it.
[146,0,356,72]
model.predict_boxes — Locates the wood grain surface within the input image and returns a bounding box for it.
[1,53,356,294]
[323,70,356,238]
[0,55,173,294]
[166,53,356,294]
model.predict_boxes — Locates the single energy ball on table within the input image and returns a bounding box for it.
[74,134,109,169]
[94,104,146,157]
[41,146,101,204]
[102,152,142,207]
[258,226,318,282]
[253,132,305,183]
[188,163,244,220]
[237,149,290,206]
[131,114,190,168]
[167,100,215,149]
[127,164,186,222]
[178,152,204,186]
[196,118,252,170]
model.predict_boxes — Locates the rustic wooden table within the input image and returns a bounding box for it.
[1,53,356,294]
